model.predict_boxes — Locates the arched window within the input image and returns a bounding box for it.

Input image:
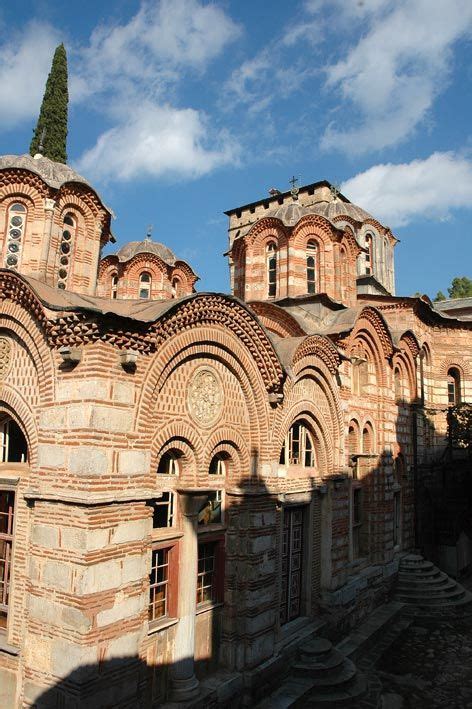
[139,272,152,299]
[58,212,77,290]
[0,417,28,463]
[266,242,277,298]
[447,367,461,406]
[157,450,180,475]
[5,203,27,271]
[306,241,317,294]
[394,367,402,402]
[111,274,118,299]
[209,452,228,476]
[362,423,374,454]
[172,277,181,299]
[365,233,374,275]
[352,358,368,395]
[348,421,359,457]
[279,421,315,467]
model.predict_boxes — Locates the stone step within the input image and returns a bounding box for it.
[293,650,347,680]
[399,560,436,573]
[396,578,460,595]
[293,672,367,707]
[297,649,345,673]
[397,572,449,587]
[309,659,357,689]
[398,566,444,579]
[396,588,466,605]
[299,637,333,659]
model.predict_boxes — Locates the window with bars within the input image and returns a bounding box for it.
[139,272,152,299]
[111,274,118,299]
[266,242,277,297]
[196,539,224,606]
[152,492,175,529]
[306,241,317,294]
[279,421,315,467]
[352,487,367,559]
[209,452,228,476]
[365,233,374,275]
[393,490,401,547]
[157,451,180,475]
[280,506,304,625]
[148,542,179,624]
[447,368,461,406]
[0,418,28,464]
[0,490,15,632]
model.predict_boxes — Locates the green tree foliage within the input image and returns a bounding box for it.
[29,44,68,164]
[434,290,447,302]
[448,276,472,299]
[448,403,472,454]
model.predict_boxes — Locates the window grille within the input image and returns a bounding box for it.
[266,242,277,297]
[152,492,175,529]
[279,421,315,467]
[0,490,15,631]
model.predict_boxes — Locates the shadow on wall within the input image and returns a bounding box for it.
[29,475,276,708]
[23,405,471,707]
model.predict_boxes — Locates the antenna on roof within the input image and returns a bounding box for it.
[145,224,153,241]
[330,183,340,201]
[289,175,299,200]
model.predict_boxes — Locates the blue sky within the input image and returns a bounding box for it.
[0,0,471,298]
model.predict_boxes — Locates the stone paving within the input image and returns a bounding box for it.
[372,614,472,709]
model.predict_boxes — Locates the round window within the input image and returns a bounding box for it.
[6,255,18,266]
[8,242,19,253]
[62,230,71,241]
[61,242,70,254]
[59,268,68,279]
[60,255,69,266]
[10,216,23,227]
[9,229,21,239]
[57,281,66,290]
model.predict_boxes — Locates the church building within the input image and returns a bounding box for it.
[0,53,471,709]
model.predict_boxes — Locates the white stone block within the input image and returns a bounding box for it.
[117,450,150,476]
[112,519,148,545]
[96,594,143,627]
[39,407,67,429]
[69,447,110,476]
[38,444,65,469]
[31,524,59,549]
[90,406,133,433]
[113,381,135,404]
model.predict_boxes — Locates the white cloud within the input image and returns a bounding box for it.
[0,22,60,129]
[75,103,237,182]
[70,0,242,183]
[341,152,472,227]
[321,0,472,154]
[72,0,241,102]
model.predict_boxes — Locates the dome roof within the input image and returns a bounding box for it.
[0,154,114,219]
[266,198,375,227]
[115,240,177,265]
[0,153,91,191]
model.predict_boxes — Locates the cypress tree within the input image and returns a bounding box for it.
[30,43,68,164]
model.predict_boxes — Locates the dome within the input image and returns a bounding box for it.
[115,240,177,266]
[265,197,376,228]
[0,154,91,191]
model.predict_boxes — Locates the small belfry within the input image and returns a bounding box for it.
[29,43,69,164]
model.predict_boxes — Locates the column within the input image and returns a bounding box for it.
[170,490,209,702]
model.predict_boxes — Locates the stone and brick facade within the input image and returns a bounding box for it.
[0,156,470,707]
